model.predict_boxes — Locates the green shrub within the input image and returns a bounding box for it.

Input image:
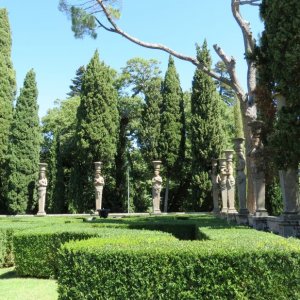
[13,225,176,278]
[57,230,300,300]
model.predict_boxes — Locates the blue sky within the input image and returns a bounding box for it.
[0,0,263,117]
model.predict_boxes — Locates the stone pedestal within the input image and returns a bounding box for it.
[236,214,249,225]
[224,150,237,214]
[252,216,268,231]
[278,221,300,238]
[94,162,105,211]
[211,159,220,213]
[152,161,162,214]
[248,121,268,218]
[37,163,48,216]
[217,158,228,213]
[279,169,300,216]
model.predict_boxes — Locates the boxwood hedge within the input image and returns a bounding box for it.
[58,232,300,300]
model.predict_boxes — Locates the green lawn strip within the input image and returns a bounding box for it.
[0,267,58,300]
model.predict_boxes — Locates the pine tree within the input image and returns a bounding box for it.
[160,55,184,212]
[0,9,16,212]
[6,69,41,214]
[190,41,225,211]
[69,50,119,212]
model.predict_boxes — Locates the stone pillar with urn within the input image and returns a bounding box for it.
[94,162,105,211]
[152,160,162,214]
[37,163,48,216]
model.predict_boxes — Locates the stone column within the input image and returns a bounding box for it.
[217,158,228,213]
[94,162,105,211]
[211,159,220,213]
[224,150,238,214]
[248,121,268,218]
[152,160,162,214]
[37,163,48,216]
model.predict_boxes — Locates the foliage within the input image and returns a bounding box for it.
[69,50,119,212]
[160,56,184,174]
[214,61,236,106]
[6,70,41,214]
[41,96,80,213]
[67,65,85,97]
[59,0,120,39]
[114,96,142,212]
[117,57,161,97]
[139,77,163,163]
[160,56,185,211]
[0,9,16,213]
[257,0,300,169]
[190,41,227,211]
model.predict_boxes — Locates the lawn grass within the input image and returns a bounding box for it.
[0,267,58,300]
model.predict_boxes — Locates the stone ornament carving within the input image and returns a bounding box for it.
[211,159,220,213]
[217,158,228,213]
[248,121,268,217]
[152,160,162,214]
[233,138,248,215]
[224,150,237,214]
[94,162,105,211]
[37,163,48,216]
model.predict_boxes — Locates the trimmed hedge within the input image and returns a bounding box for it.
[0,216,84,268]
[58,233,300,300]
[0,229,13,267]
[13,225,176,278]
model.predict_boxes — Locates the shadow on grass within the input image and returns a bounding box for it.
[0,269,18,280]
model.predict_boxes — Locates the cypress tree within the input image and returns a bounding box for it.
[258,0,300,170]
[0,9,16,212]
[190,41,225,211]
[6,69,41,214]
[160,56,184,212]
[139,77,163,163]
[69,50,119,212]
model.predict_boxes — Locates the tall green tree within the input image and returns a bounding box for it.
[160,55,184,212]
[69,50,119,212]
[6,69,41,214]
[41,96,80,213]
[114,95,142,212]
[139,77,163,163]
[190,41,226,211]
[0,9,16,212]
[258,0,300,170]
